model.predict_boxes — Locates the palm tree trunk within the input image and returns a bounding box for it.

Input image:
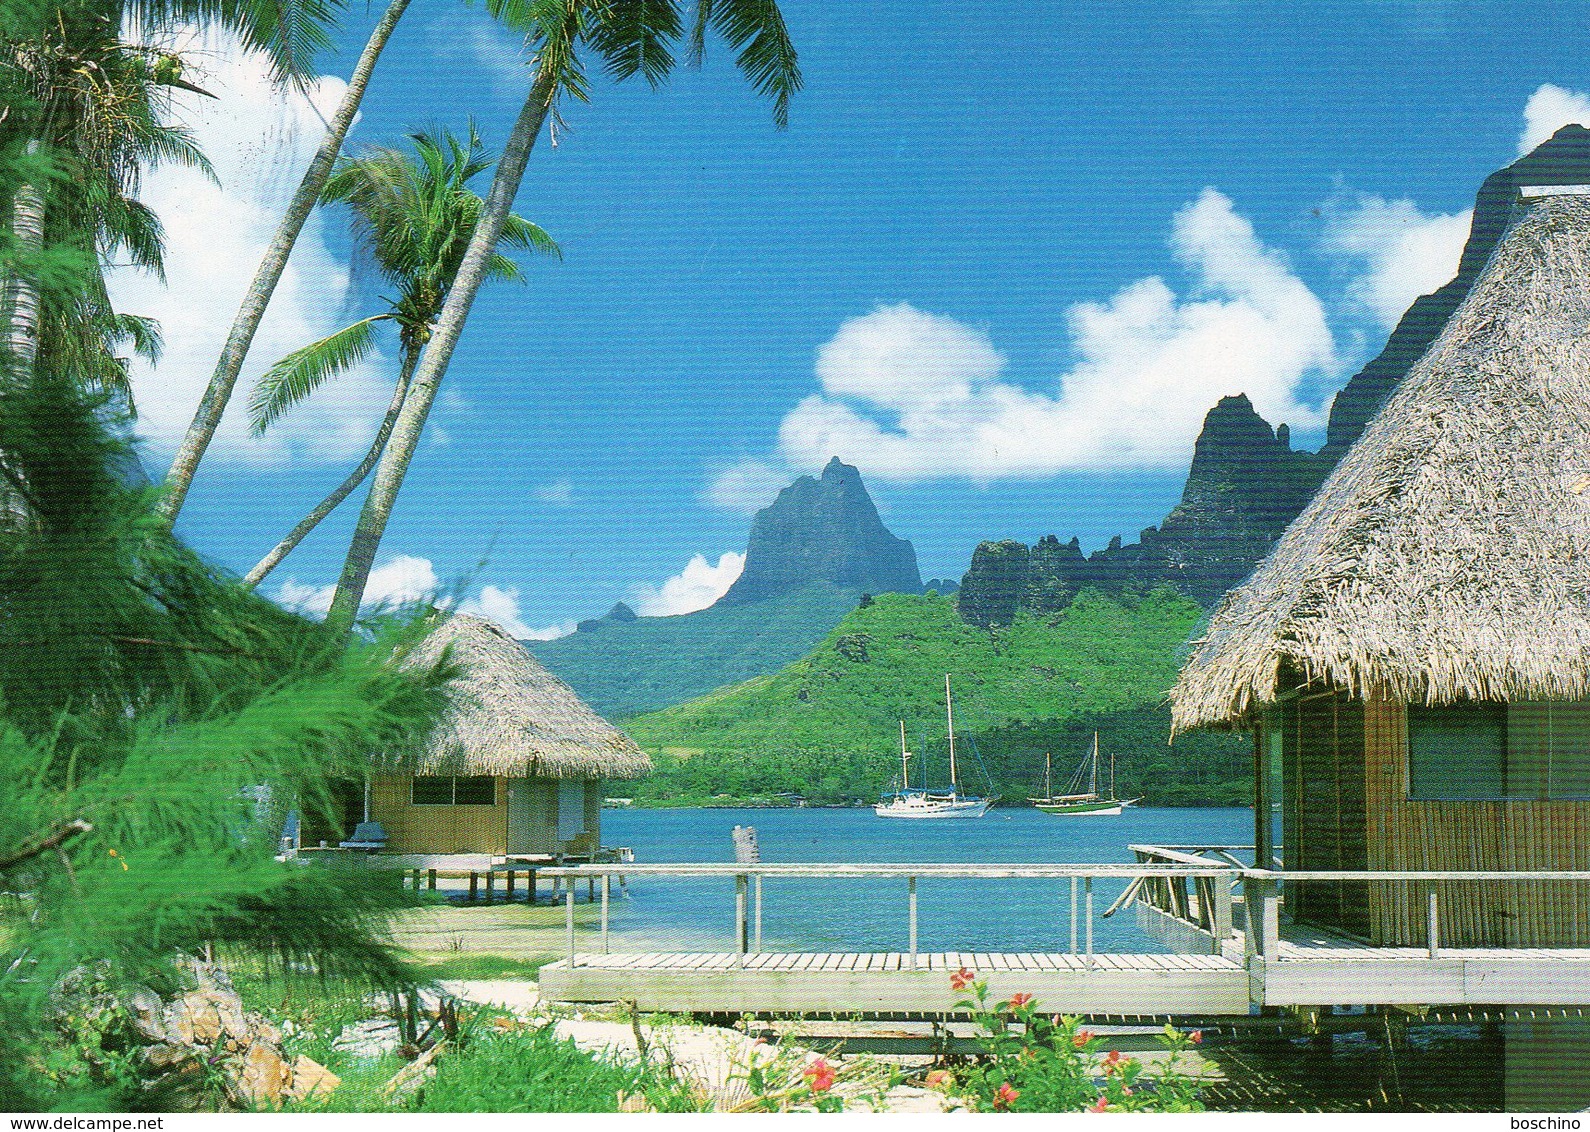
[324,64,558,635]
[157,0,412,525]
[242,343,419,588]
[3,140,47,379]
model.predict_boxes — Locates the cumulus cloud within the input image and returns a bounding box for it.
[1519,83,1590,156]
[273,556,574,640]
[631,552,745,617]
[1320,193,1471,329]
[107,33,392,466]
[702,459,789,514]
[760,189,1335,484]
[275,554,440,616]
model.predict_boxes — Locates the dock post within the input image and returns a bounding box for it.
[1427,884,1440,959]
[566,884,576,967]
[1244,875,1280,960]
[484,869,494,905]
[1070,877,1079,954]
[1211,875,1234,953]
[754,875,763,953]
[506,870,515,901]
[909,876,919,970]
[1085,876,1094,967]
[427,869,437,892]
[468,871,478,903]
[735,874,749,967]
[601,874,611,954]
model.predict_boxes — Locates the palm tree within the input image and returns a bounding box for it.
[157,0,415,524]
[241,128,557,587]
[323,0,802,634]
[2,0,340,390]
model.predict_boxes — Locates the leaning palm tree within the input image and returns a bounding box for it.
[242,128,557,586]
[156,0,416,524]
[323,0,802,634]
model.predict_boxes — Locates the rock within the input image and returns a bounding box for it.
[230,1037,292,1109]
[717,457,921,606]
[285,1056,340,1105]
[333,1018,405,1060]
[122,985,172,1044]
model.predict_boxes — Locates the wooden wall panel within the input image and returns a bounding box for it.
[1284,692,1370,937]
[1363,700,1590,946]
[370,774,507,855]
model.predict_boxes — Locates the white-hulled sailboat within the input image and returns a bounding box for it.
[1030,732,1141,816]
[874,675,995,819]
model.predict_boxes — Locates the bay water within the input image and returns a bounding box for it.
[599,805,1251,953]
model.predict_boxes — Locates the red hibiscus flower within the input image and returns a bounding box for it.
[950,967,976,990]
[1088,1095,1110,1113]
[1072,1029,1095,1048]
[1008,992,1033,1008]
[994,1082,1020,1111]
[1189,1029,1203,1044]
[1101,1049,1124,1074]
[924,1069,953,1091]
[803,1057,836,1093]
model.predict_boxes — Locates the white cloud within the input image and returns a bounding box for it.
[631,552,745,617]
[770,189,1334,481]
[1519,83,1590,156]
[274,554,440,616]
[107,33,392,467]
[533,478,575,505]
[703,458,789,514]
[273,556,576,640]
[1320,193,1471,329]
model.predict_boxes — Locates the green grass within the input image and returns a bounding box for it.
[530,582,863,717]
[413,955,554,982]
[625,588,1249,807]
[402,1026,699,1112]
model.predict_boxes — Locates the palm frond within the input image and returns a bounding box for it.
[708,0,800,127]
[588,0,682,86]
[497,214,561,258]
[686,0,712,65]
[249,317,388,435]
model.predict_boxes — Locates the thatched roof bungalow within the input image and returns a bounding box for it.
[1171,193,1590,946]
[312,613,650,857]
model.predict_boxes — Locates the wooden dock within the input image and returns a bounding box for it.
[534,859,1590,1017]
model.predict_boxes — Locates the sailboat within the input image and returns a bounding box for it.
[1030,732,1141,816]
[874,676,995,819]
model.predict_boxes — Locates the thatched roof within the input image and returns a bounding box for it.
[1172,194,1590,730]
[397,612,651,779]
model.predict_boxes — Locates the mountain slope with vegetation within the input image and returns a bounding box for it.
[624,590,1248,806]
[530,582,866,718]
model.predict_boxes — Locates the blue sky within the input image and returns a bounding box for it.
[115,1,1590,636]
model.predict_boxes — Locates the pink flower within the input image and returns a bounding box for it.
[924,1069,953,1091]
[1008,992,1033,1008]
[994,1082,1020,1110]
[950,967,976,991]
[1072,1029,1095,1049]
[1101,1049,1124,1074]
[803,1058,836,1093]
[1188,1029,1203,1045]
[1088,1095,1110,1113]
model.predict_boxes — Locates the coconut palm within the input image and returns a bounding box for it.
[157,0,415,524]
[241,128,557,586]
[322,0,802,634]
[2,0,342,391]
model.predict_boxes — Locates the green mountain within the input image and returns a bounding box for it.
[528,582,865,718]
[624,589,1248,806]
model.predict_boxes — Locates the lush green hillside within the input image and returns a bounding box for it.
[530,582,864,718]
[623,589,1249,807]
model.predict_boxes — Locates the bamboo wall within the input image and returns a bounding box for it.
[371,774,508,854]
[1277,692,1370,937]
[1362,700,1590,947]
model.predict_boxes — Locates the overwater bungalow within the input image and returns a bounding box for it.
[1171,190,1590,950]
[300,613,650,871]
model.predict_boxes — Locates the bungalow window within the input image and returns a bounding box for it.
[411,775,497,806]
[1407,702,1590,800]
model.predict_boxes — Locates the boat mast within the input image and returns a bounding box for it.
[1110,743,1116,799]
[945,674,957,794]
[1045,752,1052,799]
[1090,731,1099,795]
[899,719,910,790]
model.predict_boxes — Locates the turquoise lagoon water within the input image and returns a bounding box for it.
[598,805,1251,953]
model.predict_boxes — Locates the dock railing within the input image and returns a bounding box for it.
[538,861,1234,970]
